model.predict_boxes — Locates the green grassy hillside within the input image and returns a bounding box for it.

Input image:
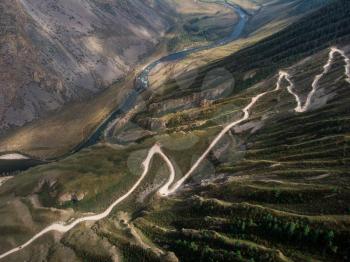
[120,1,350,261]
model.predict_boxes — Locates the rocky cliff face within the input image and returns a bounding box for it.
[0,0,176,130]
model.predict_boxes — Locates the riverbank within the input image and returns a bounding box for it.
[0,2,243,174]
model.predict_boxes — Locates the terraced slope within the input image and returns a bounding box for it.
[113,1,350,261]
[131,46,350,261]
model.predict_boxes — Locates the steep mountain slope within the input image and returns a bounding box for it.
[132,45,350,262]
[0,0,349,261]
[124,1,350,261]
[0,0,235,130]
[0,0,166,128]
[0,0,236,159]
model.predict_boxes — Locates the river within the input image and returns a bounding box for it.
[0,2,248,175]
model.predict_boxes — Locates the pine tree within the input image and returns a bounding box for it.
[304,225,310,237]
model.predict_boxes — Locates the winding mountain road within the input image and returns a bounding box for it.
[281,47,350,113]
[1,42,349,262]
[0,145,174,259]
[159,47,350,195]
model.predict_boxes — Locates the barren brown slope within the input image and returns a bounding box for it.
[0,0,236,159]
[0,0,234,131]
